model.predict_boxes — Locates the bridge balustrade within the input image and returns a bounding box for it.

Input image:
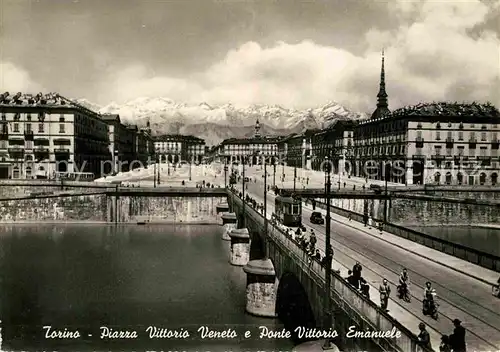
[232,193,431,352]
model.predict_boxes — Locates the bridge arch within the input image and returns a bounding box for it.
[276,271,317,344]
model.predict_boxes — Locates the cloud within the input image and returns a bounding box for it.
[0,61,44,93]
[103,0,500,113]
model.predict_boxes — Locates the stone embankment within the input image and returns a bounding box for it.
[326,197,499,226]
[0,181,225,224]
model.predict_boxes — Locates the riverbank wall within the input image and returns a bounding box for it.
[0,193,226,224]
[325,197,499,226]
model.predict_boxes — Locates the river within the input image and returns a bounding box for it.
[0,224,294,352]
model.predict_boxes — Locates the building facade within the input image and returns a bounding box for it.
[0,92,111,179]
[283,129,318,169]
[311,120,355,174]
[217,120,280,164]
[154,134,206,163]
[102,114,136,173]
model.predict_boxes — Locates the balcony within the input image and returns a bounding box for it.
[431,154,445,160]
[34,147,50,153]
[54,147,71,154]
[477,155,490,160]
[8,147,24,159]
[24,131,34,140]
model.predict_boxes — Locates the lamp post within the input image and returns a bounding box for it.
[242,155,246,228]
[157,154,161,185]
[189,155,192,181]
[273,160,276,187]
[260,152,268,238]
[224,158,228,188]
[323,155,333,349]
[153,158,157,188]
[281,153,285,183]
[384,161,389,223]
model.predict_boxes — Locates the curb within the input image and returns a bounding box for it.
[302,204,497,287]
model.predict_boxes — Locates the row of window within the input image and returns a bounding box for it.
[416,130,495,141]
[418,122,495,129]
[223,145,277,150]
[4,122,66,133]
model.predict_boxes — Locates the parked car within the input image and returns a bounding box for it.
[310,211,325,225]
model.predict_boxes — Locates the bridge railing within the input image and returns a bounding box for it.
[230,192,432,352]
[311,199,500,272]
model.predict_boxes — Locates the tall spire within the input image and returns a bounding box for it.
[371,50,390,119]
[377,49,388,107]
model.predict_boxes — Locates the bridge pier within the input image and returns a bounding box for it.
[216,202,229,225]
[229,228,250,266]
[221,212,237,241]
[242,258,277,318]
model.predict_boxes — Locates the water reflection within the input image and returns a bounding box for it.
[0,224,293,352]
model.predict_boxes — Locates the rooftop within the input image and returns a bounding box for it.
[359,101,500,125]
[391,102,499,118]
[0,91,101,118]
[154,134,205,143]
[221,136,282,145]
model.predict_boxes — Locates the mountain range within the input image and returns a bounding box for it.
[75,97,368,145]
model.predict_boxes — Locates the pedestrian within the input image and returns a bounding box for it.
[348,213,352,221]
[309,229,317,253]
[379,221,384,235]
[417,323,432,350]
[379,278,391,311]
[353,261,362,288]
[449,319,466,352]
[439,335,452,352]
[363,213,368,227]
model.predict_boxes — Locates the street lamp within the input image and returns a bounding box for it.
[224,158,228,188]
[323,155,333,349]
[242,154,246,228]
[258,151,268,238]
[153,155,157,188]
[384,161,390,223]
[189,155,192,181]
[273,159,276,187]
[157,154,161,185]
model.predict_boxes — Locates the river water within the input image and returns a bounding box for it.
[407,225,500,257]
[0,224,294,352]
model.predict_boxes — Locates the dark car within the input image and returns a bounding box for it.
[310,211,324,225]
[369,184,383,194]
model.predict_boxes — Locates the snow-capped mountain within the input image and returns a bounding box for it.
[75,97,367,145]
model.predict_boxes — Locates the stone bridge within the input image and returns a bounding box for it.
[224,192,431,352]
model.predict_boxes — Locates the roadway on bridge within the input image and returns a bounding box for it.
[242,180,500,352]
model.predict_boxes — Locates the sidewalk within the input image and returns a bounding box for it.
[303,201,499,286]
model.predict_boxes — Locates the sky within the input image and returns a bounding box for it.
[0,0,499,113]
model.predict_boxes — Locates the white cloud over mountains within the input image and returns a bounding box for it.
[0,61,44,94]
[2,0,499,113]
